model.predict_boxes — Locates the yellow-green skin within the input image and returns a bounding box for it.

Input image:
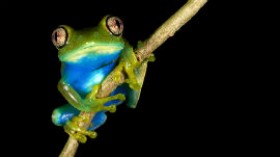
[52,15,145,143]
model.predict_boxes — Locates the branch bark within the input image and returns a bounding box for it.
[59,0,207,156]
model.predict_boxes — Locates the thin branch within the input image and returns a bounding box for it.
[136,0,208,62]
[59,0,207,156]
[59,137,78,157]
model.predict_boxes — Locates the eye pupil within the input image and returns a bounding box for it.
[115,20,120,28]
[54,32,58,42]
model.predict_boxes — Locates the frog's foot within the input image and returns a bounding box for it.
[147,54,156,62]
[102,105,117,113]
[64,116,97,143]
[123,63,141,91]
[86,84,126,112]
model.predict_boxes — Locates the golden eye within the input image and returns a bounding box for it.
[106,16,124,36]
[51,27,67,49]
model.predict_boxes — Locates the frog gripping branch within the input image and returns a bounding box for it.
[51,15,149,143]
[51,0,208,156]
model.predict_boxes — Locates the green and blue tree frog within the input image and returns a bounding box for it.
[51,15,152,143]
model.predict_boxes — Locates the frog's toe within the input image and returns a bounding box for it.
[115,93,126,101]
[126,81,141,90]
[87,131,97,139]
[64,126,87,143]
[131,84,141,90]
[103,105,116,113]
[74,133,87,143]
[64,116,98,143]
[65,126,97,143]
[78,134,87,143]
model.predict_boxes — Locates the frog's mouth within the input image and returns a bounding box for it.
[59,43,124,62]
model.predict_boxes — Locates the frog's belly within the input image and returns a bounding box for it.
[64,63,116,97]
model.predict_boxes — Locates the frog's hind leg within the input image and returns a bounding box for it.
[52,104,79,126]
[52,104,107,143]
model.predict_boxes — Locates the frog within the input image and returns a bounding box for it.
[51,15,151,143]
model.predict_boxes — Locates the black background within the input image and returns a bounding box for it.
[1,0,265,156]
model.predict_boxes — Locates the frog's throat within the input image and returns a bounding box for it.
[60,44,124,62]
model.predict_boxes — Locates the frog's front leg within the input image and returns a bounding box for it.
[58,80,125,112]
[58,80,125,143]
[85,84,126,113]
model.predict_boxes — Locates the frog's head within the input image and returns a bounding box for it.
[51,15,125,63]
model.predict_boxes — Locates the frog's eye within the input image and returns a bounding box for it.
[106,16,124,36]
[52,27,68,49]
